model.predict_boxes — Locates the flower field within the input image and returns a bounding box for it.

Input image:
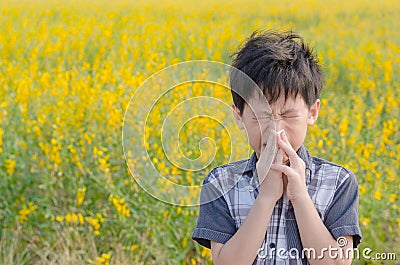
[0,0,399,264]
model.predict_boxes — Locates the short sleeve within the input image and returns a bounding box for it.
[323,170,362,248]
[192,171,236,249]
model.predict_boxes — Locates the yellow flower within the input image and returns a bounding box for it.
[373,191,382,201]
[109,194,130,217]
[201,247,211,257]
[389,194,397,203]
[359,185,366,195]
[5,159,16,176]
[360,217,370,227]
[339,118,349,137]
[0,128,3,154]
[65,213,72,223]
[78,213,84,225]
[86,214,103,235]
[17,201,36,224]
[76,186,87,206]
[96,213,105,223]
[92,253,111,265]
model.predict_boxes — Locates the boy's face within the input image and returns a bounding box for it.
[232,94,320,159]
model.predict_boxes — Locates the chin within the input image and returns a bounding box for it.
[292,144,302,152]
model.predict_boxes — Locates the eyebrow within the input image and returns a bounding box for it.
[253,108,298,117]
[281,108,297,113]
[260,110,273,115]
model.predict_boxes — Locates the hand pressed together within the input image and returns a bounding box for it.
[256,130,284,202]
[271,130,308,203]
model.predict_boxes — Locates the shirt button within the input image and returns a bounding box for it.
[269,243,276,249]
[248,186,254,192]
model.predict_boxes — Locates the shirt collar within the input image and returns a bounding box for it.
[243,151,258,173]
[296,145,313,172]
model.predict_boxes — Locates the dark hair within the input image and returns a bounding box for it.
[230,30,323,115]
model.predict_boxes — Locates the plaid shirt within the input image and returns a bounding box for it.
[192,145,362,265]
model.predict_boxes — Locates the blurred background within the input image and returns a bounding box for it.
[0,0,399,264]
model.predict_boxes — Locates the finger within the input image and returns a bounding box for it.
[257,131,277,182]
[280,130,291,146]
[270,164,297,177]
[274,147,283,164]
[277,136,299,167]
[278,130,294,152]
[261,129,276,151]
[259,131,277,163]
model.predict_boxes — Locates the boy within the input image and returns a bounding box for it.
[192,31,362,265]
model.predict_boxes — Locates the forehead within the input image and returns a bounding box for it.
[245,94,305,113]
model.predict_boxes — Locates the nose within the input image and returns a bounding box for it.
[274,118,284,132]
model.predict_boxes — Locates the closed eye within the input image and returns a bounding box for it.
[252,115,273,121]
[281,114,299,119]
[280,109,299,119]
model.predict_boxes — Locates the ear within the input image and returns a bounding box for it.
[307,99,320,126]
[232,103,245,130]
